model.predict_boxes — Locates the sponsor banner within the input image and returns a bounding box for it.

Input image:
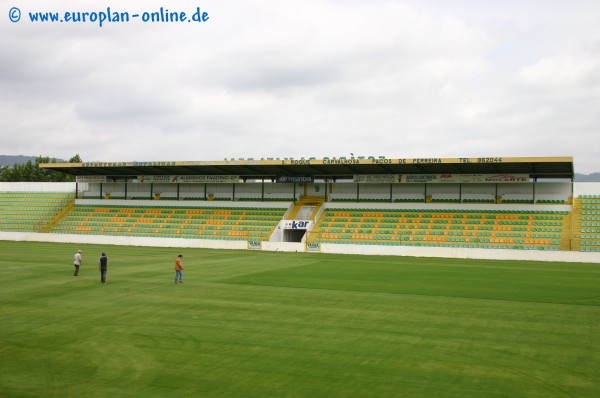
[282,220,312,230]
[76,175,107,183]
[137,175,239,183]
[354,174,529,183]
[401,174,438,183]
[75,156,572,168]
[247,239,262,250]
[306,241,321,252]
[276,175,314,183]
[353,175,397,183]
[478,174,530,183]
[400,174,530,183]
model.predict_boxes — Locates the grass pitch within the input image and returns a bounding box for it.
[1,240,599,397]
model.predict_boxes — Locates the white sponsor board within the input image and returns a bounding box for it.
[281,220,312,229]
[138,175,239,183]
[353,174,397,183]
[306,241,321,252]
[354,174,529,183]
[76,176,107,183]
[247,239,262,250]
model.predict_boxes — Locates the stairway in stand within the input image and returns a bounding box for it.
[286,196,325,220]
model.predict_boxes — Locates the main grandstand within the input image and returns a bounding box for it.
[1,156,599,262]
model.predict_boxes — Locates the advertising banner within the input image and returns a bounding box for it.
[247,239,262,250]
[276,176,314,183]
[306,241,321,252]
[137,175,239,183]
[353,175,396,183]
[354,174,529,183]
[76,176,107,183]
[281,220,312,230]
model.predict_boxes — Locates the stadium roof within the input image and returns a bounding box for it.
[40,156,574,181]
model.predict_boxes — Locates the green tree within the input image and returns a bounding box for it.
[0,155,81,182]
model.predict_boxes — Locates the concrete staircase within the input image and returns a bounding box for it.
[569,198,583,251]
[39,198,75,233]
[286,196,325,220]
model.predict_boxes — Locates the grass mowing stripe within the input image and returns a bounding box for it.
[219,258,600,306]
[1,240,599,397]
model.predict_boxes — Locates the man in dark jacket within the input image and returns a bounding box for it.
[98,252,108,284]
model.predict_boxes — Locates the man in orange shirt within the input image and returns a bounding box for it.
[174,254,184,284]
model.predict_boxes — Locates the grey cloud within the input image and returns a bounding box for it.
[1,0,600,173]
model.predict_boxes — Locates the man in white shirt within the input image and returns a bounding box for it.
[73,250,82,276]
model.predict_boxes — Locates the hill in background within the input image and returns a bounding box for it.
[0,155,38,167]
[574,173,600,182]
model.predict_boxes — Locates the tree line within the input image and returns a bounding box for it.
[0,155,81,182]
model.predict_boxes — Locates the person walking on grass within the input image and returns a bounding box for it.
[73,250,82,276]
[174,254,184,284]
[98,252,108,284]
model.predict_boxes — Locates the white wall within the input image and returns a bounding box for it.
[80,182,102,198]
[206,183,234,198]
[317,242,600,263]
[428,183,460,199]
[392,184,425,201]
[574,182,600,196]
[461,183,496,201]
[498,183,534,200]
[153,183,177,197]
[330,183,357,200]
[535,182,572,201]
[305,182,328,197]
[0,231,247,250]
[236,183,263,199]
[323,201,571,212]
[0,182,75,192]
[124,183,152,198]
[74,199,291,208]
[263,182,297,199]
[3,231,598,263]
[178,183,203,198]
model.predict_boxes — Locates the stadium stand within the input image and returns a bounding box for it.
[309,207,569,250]
[0,192,74,232]
[573,195,600,252]
[0,156,591,256]
[0,193,589,252]
[51,204,286,240]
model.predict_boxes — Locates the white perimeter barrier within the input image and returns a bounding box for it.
[1,232,599,263]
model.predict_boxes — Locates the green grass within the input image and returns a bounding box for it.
[1,241,599,397]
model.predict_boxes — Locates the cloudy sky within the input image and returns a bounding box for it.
[1,0,599,172]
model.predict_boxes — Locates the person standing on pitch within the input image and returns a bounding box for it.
[73,250,82,276]
[98,252,108,284]
[174,254,184,284]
